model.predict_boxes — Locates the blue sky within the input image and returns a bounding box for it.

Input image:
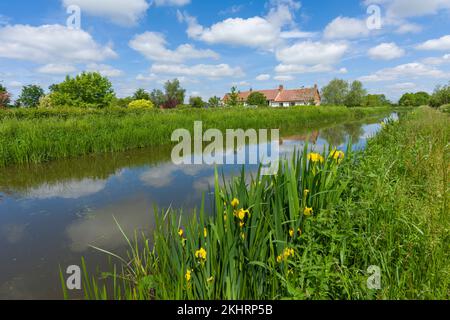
[0,0,449,102]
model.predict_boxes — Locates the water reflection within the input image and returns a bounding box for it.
[0,113,395,299]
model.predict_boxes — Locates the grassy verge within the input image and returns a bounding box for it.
[75,107,448,300]
[0,106,389,167]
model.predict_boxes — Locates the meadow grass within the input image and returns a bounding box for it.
[0,106,390,167]
[72,107,449,300]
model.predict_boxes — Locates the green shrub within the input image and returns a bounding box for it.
[438,104,450,113]
[128,99,154,110]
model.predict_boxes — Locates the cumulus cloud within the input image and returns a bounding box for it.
[153,0,190,6]
[416,35,450,51]
[359,62,448,82]
[150,63,244,78]
[37,63,77,75]
[274,75,295,81]
[86,63,123,77]
[129,32,219,63]
[422,53,450,65]
[324,17,370,40]
[179,0,305,48]
[62,0,150,26]
[377,0,450,18]
[256,74,271,81]
[368,42,405,60]
[0,24,117,64]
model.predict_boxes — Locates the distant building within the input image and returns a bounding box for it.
[223,85,321,107]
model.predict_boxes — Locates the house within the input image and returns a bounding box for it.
[223,85,321,107]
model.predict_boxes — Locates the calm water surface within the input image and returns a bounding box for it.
[0,114,396,299]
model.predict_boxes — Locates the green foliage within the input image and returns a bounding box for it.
[344,81,367,107]
[111,96,133,109]
[49,72,115,109]
[150,89,165,108]
[0,106,390,166]
[189,96,205,108]
[17,84,45,108]
[128,99,154,110]
[247,91,267,107]
[75,107,449,300]
[363,94,391,107]
[226,86,240,107]
[429,83,450,108]
[321,78,349,105]
[163,79,185,109]
[399,92,430,107]
[133,88,151,101]
[208,96,221,108]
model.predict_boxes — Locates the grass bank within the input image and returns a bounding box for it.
[75,107,448,300]
[0,106,389,167]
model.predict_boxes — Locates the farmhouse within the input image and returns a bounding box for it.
[224,85,321,107]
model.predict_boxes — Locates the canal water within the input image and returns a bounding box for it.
[0,114,395,299]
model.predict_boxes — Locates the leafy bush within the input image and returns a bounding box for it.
[189,96,205,108]
[49,72,115,109]
[17,85,45,108]
[429,83,450,108]
[128,99,154,110]
[399,92,430,107]
[439,104,450,113]
[0,83,11,108]
[247,91,267,107]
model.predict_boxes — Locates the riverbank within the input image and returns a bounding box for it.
[0,106,390,167]
[77,107,448,300]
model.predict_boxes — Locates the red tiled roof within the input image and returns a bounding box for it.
[224,86,319,103]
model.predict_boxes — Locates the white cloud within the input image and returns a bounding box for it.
[129,32,218,63]
[422,53,450,65]
[274,75,295,81]
[153,0,190,6]
[63,0,149,26]
[382,0,450,18]
[180,0,304,48]
[276,41,348,65]
[150,64,244,78]
[37,63,77,74]
[275,64,333,74]
[359,62,447,82]
[8,81,23,88]
[368,42,405,60]
[417,35,450,51]
[256,74,271,81]
[0,24,117,64]
[324,17,370,39]
[389,82,417,90]
[86,63,123,77]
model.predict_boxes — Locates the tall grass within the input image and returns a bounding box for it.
[72,107,449,300]
[0,106,390,167]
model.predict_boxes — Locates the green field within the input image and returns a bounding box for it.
[0,106,390,167]
[75,107,449,300]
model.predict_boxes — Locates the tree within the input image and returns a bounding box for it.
[49,72,115,108]
[321,79,349,105]
[0,83,11,108]
[163,79,185,109]
[345,81,367,107]
[247,91,267,107]
[133,88,151,101]
[364,94,390,107]
[430,83,450,108]
[189,96,205,108]
[150,89,165,108]
[17,85,45,108]
[226,86,240,107]
[208,96,221,108]
[399,92,430,107]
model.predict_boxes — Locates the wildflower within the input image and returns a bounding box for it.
[289,229,294,238]
[231,198,240,208]
[237,208,249,221]
[303,189,310,198]
[277,248,295,263]
[204,228,208,238]
[330,150,345,163]
[207,276,214,283]
[185,269,192,282]
[297,228,302,237]
[178,228,184,237]
[308,153,325,164]
[224,213,227,222]
[304,207,313,217]
[241,232,245,240]
[239,221,245,228]
[195,248,207,263]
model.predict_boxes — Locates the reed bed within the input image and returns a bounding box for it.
[71,107,449,300]
[0,106,390,167]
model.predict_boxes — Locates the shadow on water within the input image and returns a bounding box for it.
[0,113,397,299]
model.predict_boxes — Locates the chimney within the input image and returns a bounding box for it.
[278,85,284,91]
